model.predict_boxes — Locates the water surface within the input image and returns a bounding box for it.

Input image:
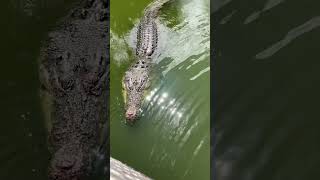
[110,0,210,179]
[213,0,320,179]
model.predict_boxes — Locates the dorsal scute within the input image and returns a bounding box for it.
[135,0,169,58]
[136,20,158,58]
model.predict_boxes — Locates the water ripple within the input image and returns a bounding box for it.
[256,16,320,59]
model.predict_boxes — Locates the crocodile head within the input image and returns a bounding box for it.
[123,63,150,122]
[49,144,87,180]
[49,143,107,180]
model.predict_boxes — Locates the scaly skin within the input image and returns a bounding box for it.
[123,58,152,122]
[123,0,169,122]
[39,0,109,179]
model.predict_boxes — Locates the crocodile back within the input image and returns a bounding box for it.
[135,0,170,59]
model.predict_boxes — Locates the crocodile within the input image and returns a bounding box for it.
[38,0,109,179]
[123,0,170,122]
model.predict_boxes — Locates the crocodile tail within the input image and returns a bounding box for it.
[144,0,171,18]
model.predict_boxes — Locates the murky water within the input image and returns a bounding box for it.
[214,0,320,179]
[110,0,210,179]
[0,0,91,179]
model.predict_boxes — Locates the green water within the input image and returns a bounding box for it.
[110,0,210,179]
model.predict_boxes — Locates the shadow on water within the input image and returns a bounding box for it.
[213,0,320,179]
[0,0,81,179]
[111,0,210,179]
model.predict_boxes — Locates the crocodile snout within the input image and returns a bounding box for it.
[49,146,85,180]
[125,106,137,121]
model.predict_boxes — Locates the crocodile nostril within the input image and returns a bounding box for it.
[55,157,76,170]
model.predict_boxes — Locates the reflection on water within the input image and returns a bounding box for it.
[145,89,184,123]
[111,0,210,179]
[256,16,320,59]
